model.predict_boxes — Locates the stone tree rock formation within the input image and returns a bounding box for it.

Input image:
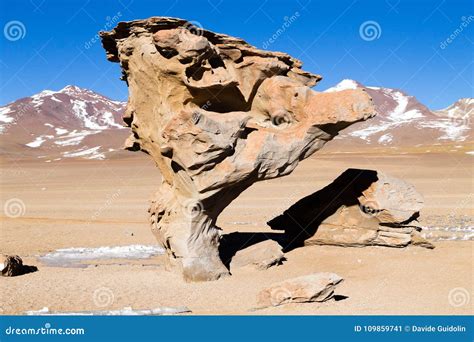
[100,17,375,281]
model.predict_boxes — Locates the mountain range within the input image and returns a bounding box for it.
[0,85,128,161]
[0,81,472,161]
[324,80,473,152]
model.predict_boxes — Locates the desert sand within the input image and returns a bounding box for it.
[0,151,472,314]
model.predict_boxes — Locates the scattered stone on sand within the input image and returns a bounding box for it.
[2,255,38,277]
[268,168,434,249]
[256,272,344,308]
[230,240,285,271]
[100,17,375,281]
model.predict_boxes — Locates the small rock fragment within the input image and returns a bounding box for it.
[230,240,285,270]
[257,272,343,308]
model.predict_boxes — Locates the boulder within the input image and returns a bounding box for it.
[100,17,375,281]
[2,255,38,277]
[257,273,343,308]
[358,171,423,224]
[268,168,434,249]
[230,240,285,270]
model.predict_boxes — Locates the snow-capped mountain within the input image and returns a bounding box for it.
[434,98,473,119]
[0,86,129,161]
[324,79,473,151]
[0,83,471,161]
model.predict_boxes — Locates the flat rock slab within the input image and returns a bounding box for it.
[257,272,343,308]
[230,240,285,271]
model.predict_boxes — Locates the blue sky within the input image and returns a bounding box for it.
[1,0,472,109]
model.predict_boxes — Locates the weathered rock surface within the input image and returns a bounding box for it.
[358,171,423,224]
[230,240,285,271]
[268,168,434,249]
[100,17,375,281]
[256,273,343,308]
[2,255,38,277]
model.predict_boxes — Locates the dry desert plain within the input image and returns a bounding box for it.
[0,149,473,315]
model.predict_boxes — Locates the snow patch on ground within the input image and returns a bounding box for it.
[350,122,393,141]
[72,100,107,130]
[26,135,54,148]
[100,111,123,129]
[31,90,55,107]
[39,245,165,267]
[0,107,13,123]
[0,107,14,133]
[378,133,393,144]
[419,119,469,141]
[26,306,190,316]
[62,146,105,159]
[55,127,68,135]
[54,130,94,146]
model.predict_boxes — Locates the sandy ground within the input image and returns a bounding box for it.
[0,152,472,315]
